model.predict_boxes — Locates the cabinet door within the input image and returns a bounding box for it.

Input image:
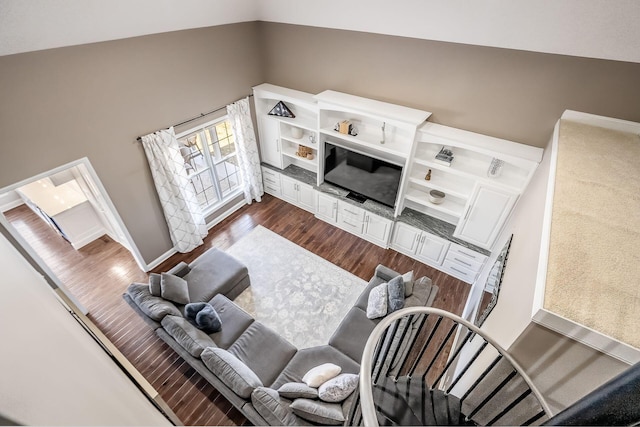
[280,175,298,205]
[391,222,421,255]
[454,184,517,250]
[316,193,338,223]
[364,213,392,248]
[297,182,317,213]
[257,116,282,168]
[415,232,449,266]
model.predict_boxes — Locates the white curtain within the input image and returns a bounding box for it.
[141,127,207,253]
[226,97,264,204]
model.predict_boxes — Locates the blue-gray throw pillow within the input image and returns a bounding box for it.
[160,272,190,304]
[185,302,222,334]
[387,275,405,313]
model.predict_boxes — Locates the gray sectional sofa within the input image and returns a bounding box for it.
[123,247,438,425]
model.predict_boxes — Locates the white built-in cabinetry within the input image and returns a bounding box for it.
[280,175,316,213]
[254,84,320,174]
[253,83,544,284]
[402,122,542,250]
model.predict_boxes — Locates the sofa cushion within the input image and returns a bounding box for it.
[271,345,360,390]
[183,248,249,303]
[251,387,300,426]
[318,373,359,403]
[367,282,388,319]
[185,302,222,334]
[387,275,405,313]
[161,273,190,304]
[201,347,262,398]
[278,382,318,399]
[405,276,437,308]
[229,322,297,387]
[354,276,388,312]
[161,315,216,358]
[329,307,377,363]
[208,294,254,349]
[302,363,341,388]
[126,283,182,322]
[290,398,344,425]
[402,270,414,297]
[148,273,161,296]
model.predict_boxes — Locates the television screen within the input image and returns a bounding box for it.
[324,142,402,208]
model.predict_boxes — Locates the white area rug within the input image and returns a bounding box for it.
[229,225,367,349]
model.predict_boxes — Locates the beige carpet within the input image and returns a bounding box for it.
[544,119,640,349]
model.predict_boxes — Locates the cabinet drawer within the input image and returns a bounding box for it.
[264,184,281,196]
[448,243,487,264]
[261,167,281,188]
[441,259,478,284]
[337,202,365,234]
[338,202,365,222]
[445,249,485,272]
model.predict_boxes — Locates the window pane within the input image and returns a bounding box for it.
[216,155,241,196]
[189,171,218,208]
[177,132,207,175]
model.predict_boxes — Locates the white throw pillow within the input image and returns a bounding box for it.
[366,283,388,319]
[302,363,342,388]
[318,373,359,402]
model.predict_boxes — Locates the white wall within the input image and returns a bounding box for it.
[0,0,256,55]
[2,0,639,63]
[0,232,170,426]
[476,136,553,350]
[256,0,640,63]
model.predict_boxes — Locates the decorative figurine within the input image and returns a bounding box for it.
[425,169,432,181]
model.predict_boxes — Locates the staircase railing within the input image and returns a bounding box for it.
[353,307,552,426]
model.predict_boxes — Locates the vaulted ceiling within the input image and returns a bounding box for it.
[1,0,639,63]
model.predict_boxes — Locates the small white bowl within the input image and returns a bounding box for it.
[429,190,446,204]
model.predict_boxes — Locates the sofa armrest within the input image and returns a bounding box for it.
[167,261,190,277]
[374,264,400,282]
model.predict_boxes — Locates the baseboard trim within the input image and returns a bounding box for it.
[145,247,178,272]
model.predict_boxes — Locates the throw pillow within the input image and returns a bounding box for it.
[201,347,263,398]
[251,387,299,426]
[290,398,344,425]
[318,373,359,403]
[366,283,388,319]
[148,273,162,296]
[402,270,414,297]
[160,272,190,304]
[302,363,341,388]
[196,304,222,334]
[387,275,405,313]
[278,382,319,399]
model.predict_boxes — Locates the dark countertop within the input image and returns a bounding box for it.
[261,163,490,256]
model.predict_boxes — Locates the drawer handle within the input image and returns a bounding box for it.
[453,257,473,267]
[458,250,477,259]
[264,178,276,184]
[344,209,358,215]
[450,266,468,276]
[343,220,357,227]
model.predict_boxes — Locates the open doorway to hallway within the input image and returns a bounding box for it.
[0,157,147,315]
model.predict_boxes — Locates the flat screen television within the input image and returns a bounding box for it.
[323,142,403,208]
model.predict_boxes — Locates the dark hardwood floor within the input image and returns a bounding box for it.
[5,194,470,425]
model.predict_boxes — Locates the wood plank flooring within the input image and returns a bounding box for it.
[5,195,470,425]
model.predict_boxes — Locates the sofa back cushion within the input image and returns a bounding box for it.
[208,294,254,349]
[126,283,181,322]
[161,315,216,358]
[228,321,297,387]
[201,347,263,398]
[251,387,301,426]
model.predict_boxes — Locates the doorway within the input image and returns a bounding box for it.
[0,157,146,314]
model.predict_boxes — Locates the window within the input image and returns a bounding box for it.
[176,117,242,212]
